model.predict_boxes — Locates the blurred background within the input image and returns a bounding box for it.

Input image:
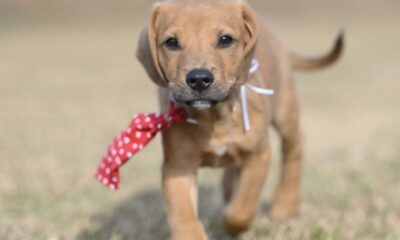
[1,0,399,239]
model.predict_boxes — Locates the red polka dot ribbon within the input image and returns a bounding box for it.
[95,102,187,190]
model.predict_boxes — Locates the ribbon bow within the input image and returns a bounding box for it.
[95,102,187,190]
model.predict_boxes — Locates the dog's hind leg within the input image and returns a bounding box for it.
[271,80,303,220]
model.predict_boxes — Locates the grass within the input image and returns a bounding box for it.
[0,1,399,239]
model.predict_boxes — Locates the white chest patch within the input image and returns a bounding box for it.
[214,145,228,157]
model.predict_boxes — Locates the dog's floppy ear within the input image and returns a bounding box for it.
[136,3,168,87]
[235,2,259,85]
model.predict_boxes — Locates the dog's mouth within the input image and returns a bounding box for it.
[172,89,231,110]
[184,100,219,110]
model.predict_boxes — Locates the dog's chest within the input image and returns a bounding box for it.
[200,117,261,167]
[191,92,271,167]
[202,140,242,167]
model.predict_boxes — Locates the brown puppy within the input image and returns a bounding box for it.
[136,0,343,239]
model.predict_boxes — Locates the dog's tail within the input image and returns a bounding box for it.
[290,31,344,71]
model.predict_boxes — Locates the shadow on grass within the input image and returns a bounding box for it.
[77,186,238,240]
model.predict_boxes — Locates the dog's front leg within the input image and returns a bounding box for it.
[161,127,207,240]
[223,146,270,236]
[162,163,207,240]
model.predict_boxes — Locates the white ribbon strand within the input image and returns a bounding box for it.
[240,59,275,132]
[187,118,199,124]
[240,85,250,131]
[249,59,260,74]
[245,84,275,96]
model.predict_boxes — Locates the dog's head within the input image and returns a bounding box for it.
[136,0,258,110]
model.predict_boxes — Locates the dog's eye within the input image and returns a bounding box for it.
[218,35,235,48]
[165,37,181,50]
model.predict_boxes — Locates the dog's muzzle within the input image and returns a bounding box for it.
[181,68,222,109]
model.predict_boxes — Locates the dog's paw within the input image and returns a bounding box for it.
[223,206,253,236]
[171,221,208,240]
[270,201,299,221]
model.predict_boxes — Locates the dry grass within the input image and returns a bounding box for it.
[0,1,399,239]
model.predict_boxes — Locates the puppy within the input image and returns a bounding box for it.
[136,0,343,239]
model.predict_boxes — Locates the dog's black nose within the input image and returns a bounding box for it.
[186,69,214,92]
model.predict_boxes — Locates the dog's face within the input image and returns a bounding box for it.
[137,0,258,109]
